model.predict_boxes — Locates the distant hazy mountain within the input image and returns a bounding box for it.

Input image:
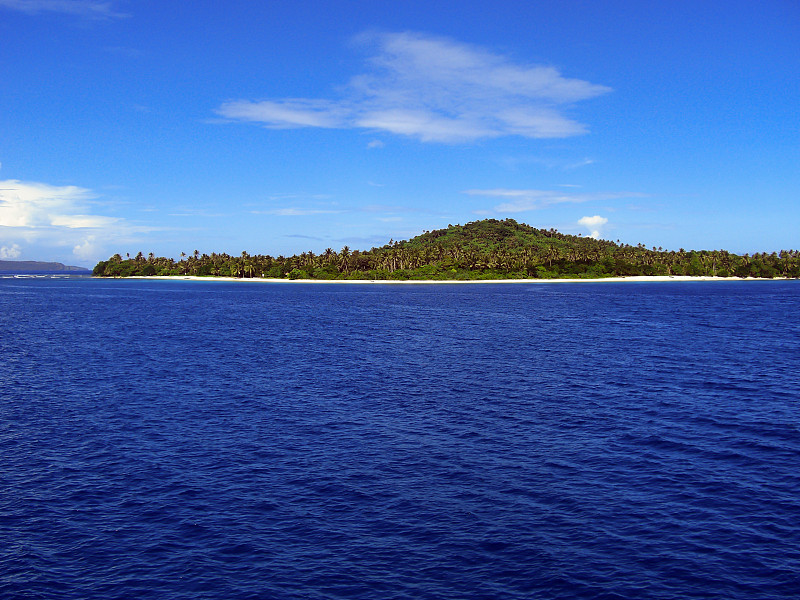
[0,260,91,273]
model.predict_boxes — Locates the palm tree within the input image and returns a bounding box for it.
[546,246,560,267]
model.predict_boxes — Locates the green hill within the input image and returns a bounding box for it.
[93,219,799,279]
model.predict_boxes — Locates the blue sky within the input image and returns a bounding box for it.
[1,0,798,266]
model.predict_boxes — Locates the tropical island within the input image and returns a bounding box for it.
[93,219,799,280]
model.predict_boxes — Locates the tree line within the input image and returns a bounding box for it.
[93,219,800,280]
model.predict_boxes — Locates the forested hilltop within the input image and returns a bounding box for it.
[93,219,799,280]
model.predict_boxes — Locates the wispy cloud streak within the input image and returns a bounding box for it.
[0,0,128,19]
[256,208,343,216]
[463,188,645,212]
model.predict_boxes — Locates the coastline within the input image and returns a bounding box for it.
[122,275,786,284]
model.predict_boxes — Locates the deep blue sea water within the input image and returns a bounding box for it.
[1,276,799,600]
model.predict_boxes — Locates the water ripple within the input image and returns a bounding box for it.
[1,279,798,599]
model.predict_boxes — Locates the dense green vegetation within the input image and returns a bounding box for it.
[93,219,799,280]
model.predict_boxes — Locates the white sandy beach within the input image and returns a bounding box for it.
[129,275,780,284]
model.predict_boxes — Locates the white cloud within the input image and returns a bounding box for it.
[50,214,119,228]
[0,243,22,259]
[0,180,97,227]
[217,99,346,129]
[463,188,591,212]
[0,0,128,19]
[578,215,608,239]
[367,140,385,149]
[216,31,611,143]
[497,107,588,137]
[72,235,98,259]
[464,188,645,212]
[356,109,496,143]
[495,155,596,172]
[578,215,608,227]
[0,179,138,263]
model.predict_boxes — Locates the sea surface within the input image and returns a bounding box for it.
[1,276,798,600]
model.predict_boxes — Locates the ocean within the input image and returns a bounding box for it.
[1,276,798,599]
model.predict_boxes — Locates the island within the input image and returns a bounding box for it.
[93,219,799,280]
[0,260,91,274]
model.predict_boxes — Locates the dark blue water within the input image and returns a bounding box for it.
[1,277,798,599]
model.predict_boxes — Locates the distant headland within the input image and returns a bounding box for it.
[0,260,91,274]
[93,219,799,280]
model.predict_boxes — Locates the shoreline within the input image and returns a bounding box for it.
[121,275,789,284]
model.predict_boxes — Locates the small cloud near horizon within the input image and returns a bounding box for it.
[0,243,22,259]
[578,215,608,239]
